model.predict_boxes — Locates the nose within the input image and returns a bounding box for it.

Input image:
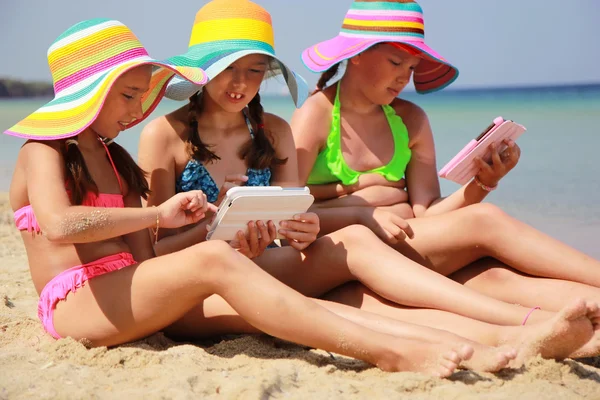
[231,69,247,90]
[130,98,144,121]
[396,68,413,85]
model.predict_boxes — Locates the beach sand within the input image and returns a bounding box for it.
[1,193,599,400]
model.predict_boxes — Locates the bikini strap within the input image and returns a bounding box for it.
[243,108,255,140]
[334,80,342,112]
[98,137,123,195]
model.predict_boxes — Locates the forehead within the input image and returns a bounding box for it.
[115,65,153,90]
[372,44,421,62]
[231,53,270,66]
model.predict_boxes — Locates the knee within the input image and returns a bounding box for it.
[463,203,510,240]
[329,224,377,247]
[187,240,245,277]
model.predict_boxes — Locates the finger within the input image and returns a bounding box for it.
[256,220,271,249]
[287,240,309,252]
[475,157,494,174]
[206,203,219,213]
[236,230,250,254]
[247,221,259,255]
[267,221,278,242]
[393,216,414,239]
[282,219,320,234]
[292,212,319,224]
[224,174,249,184]
[279,229,316,244]
[490,143,503,168]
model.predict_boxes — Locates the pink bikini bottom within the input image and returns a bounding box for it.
[37,252,136,339]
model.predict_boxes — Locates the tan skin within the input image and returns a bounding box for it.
[138,55,600,366]
[291,44,600,331]
[10,64,507,377]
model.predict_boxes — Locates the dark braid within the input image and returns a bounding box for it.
[312,63,340,95]
[239,92,287,170]
[186,90,220,164]
[62,139,150,205]
[63,139,97,205]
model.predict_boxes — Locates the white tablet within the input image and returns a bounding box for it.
[206,186,315,241]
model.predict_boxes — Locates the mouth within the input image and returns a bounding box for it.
[387,87,401,97]
[117,121,130,131]
[226,91,245,102]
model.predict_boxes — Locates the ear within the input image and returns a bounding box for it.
[349,54,361,65]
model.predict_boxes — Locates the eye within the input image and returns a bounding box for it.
[122,94,134,100]
[250,68,264,73]
[389,59,401,67]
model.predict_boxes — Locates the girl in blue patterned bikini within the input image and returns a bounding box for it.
[138,0,600,371]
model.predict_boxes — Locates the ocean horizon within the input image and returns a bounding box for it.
[1,84,598,258]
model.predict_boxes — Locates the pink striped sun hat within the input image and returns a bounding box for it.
[4,18,208,140]
[302,0,459,94]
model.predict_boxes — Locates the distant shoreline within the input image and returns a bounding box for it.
[0,78,53,98]
[1,78,599,99]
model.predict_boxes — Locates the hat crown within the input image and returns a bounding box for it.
[342,0,425,42]
[188,0,275,53]
[47,19,149,94]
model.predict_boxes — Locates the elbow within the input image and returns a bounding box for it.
[40,212,75,243]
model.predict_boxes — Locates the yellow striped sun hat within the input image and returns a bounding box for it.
[165,0,308,107]
[4,18,208,140]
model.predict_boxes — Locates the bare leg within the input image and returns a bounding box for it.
[323,282,600,360]
[254,225,555,326]
[450,258,600,312]
[390,203,600,287]
[166,293,512,372]
[51,241,470,376]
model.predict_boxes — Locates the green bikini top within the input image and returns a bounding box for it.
[307,82,412,186]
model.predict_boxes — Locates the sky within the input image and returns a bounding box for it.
[1,0,599,91]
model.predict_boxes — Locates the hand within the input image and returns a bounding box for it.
[158,191,218,229]
[359,208,414,245]
[474,139,521,187]
[353,174,406,192]
[230,220,278,259]
[216,174,248,206]
[279,212,320,251]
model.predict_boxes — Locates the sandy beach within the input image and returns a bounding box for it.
[1,192,599,399]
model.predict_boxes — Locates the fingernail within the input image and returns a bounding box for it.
[257,221,264,227]
[280,221,288,228]
[293,215,301,221]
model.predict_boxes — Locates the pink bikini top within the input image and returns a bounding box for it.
[14,140,125,233]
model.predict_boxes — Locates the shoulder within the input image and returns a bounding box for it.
[290,88,335,145]
[140,106,189,146]
[391,98,431,141]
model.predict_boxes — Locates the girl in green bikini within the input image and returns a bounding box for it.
[292,0,600,329]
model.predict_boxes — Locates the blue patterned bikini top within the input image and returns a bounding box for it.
[176,112,272,203]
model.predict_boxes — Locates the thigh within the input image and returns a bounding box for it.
[164,294,259,340]
[254,234,355,298]
[390,205,494,275]
[451,258,600,312]
[52,244,225,346]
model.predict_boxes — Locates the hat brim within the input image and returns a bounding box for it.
[165,49,309,108]
[302,36,458,94]
[4,58,207,140]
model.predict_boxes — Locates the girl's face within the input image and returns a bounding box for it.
[91,65,152,139]
[203,54,269,112]
[349,44,421,105]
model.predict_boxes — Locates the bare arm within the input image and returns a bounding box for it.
[121,191,156,262]
[26,141,159,243]
[400,102,489,217]
[267,113,301,187]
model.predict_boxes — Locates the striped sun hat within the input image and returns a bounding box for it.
[4,18,208,140]
[302,0,459,94]
[165,0,308,107]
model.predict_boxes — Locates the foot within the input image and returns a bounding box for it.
[376,340,474,377]
[461,343,516,373]
[570,301,600,358]
[500,299,596,367]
